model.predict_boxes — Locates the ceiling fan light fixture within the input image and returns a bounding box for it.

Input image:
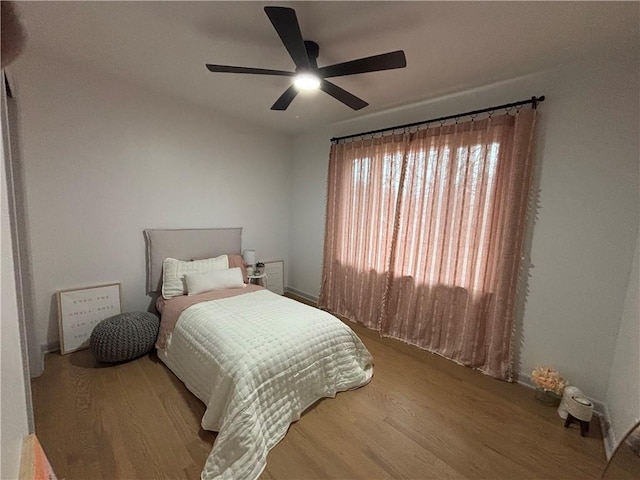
[293,72,320,90]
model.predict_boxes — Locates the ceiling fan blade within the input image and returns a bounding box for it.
[317,50,407,78]
[271,85,299,111]
[206,64,295,76]
[264,6,310,70]
[320,80,368,110]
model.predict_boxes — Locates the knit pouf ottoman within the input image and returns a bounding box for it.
[90,312,160,363]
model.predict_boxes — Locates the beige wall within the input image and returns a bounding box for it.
[12,52,292,371]
[288,46,639,406]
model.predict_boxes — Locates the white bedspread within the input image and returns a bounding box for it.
[158,289,373,480]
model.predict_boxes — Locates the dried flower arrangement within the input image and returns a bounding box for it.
[531,366,567,395]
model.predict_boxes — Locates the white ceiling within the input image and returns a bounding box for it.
[14,1,640,134]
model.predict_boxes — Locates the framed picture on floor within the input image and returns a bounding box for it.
[57,282,121,354]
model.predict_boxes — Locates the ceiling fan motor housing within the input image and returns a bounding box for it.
[302,40,320,70]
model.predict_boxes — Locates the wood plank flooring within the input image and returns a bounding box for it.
[32,297,607,479]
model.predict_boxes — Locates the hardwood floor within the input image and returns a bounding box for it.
[32,298,607,479]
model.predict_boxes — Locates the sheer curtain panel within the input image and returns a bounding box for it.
[320,110,537,380]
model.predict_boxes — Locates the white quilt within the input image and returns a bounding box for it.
[158,289,373,480]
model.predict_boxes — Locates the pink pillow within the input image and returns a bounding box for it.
[192,254,248,284]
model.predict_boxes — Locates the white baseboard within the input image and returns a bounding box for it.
[515,371,533,387]
[600,402,616,459]
[43,340,60,354]
[284,287,319,304]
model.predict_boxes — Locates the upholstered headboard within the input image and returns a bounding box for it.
[144,228,242,294]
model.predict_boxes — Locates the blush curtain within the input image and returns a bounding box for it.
[320,109,537,380]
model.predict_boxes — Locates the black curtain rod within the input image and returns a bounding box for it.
[331,95,545,143]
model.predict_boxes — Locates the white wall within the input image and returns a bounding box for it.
[604,232,640,456]
[1,90,30,479]
[288,45,639,405]
[288,129,331,298]
[12,52,292,362]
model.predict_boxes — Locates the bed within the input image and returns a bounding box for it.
[144,228,374,480]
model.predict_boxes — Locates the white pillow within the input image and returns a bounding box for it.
[162,255,228,299]
[185,267,246,295]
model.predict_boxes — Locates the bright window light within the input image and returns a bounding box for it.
[294,72,321,90]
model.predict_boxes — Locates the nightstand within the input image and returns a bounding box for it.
[247,272,268,289]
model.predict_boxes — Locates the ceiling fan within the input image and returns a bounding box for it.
[205,6,407,111]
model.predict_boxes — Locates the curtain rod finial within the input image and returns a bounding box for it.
[532,95,546,109]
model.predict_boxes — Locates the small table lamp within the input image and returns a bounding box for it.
[243,249,256,274]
